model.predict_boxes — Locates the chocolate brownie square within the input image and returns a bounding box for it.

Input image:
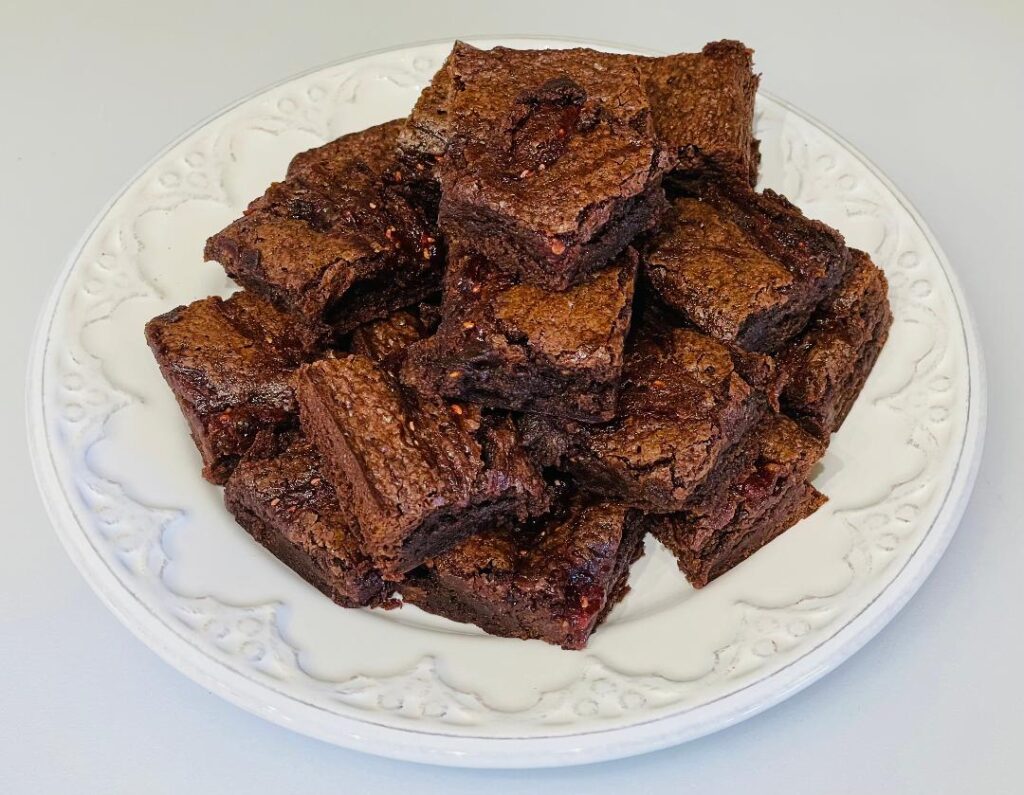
[204,120,442,346]
[295,355,548,577]
[519,322,765,512]
[401,44,654,169]
[647,414,826,587]
[435,43,671,290]
[144,291,309,484]
[400,245,638,422]
[643,179,850,352]
[778,249,892,438]
[401,494,645,649]
[639,40,761,186]
[224,436,392,607]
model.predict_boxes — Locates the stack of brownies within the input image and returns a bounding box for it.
[145,41,892,649]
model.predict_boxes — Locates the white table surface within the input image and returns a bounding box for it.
[3,0,1021,791]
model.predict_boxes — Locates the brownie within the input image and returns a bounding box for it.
[295,355,548,577]
[643,179,850,353]
[639,40,761,186]
[224,436,391,607]
[402,41,759,189]
[285,120,402,179]
[395,39,757,211]
[778,249,892,438]
[519,322,764,512]
[401,44,653,171]
[648,414,826,587]
[349,306,437,373]
[397,48,457,195]
[144,291,309,484]
[401,494,645,649]
[400,245,638,422]
[435,43,671,290]
[204,120,442,346]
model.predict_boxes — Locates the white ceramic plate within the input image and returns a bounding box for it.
[28,37,985,768]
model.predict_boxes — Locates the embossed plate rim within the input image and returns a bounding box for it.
[27,36,986,767]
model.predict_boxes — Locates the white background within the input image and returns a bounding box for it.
[3,1,1022,792]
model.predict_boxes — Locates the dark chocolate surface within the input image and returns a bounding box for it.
[640,40,761,185]
[519,321,764,512]
[402,494,645,649]
[296,355,548,576]
[205,120,442,344]
[644,179,850,352]
[649,414,826,587]
[225,436,391,607]
[401,245,638,422]
[435,43,671,289]
[144,291,308,483]
[778,248,892,438]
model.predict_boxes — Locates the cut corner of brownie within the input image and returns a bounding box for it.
[639,40,760,187]
[348,303,440,375]
[643,179,850,353]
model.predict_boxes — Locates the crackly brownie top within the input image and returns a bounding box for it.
[437,43,670,236]
[779,249,891,408]
[652,412,825,547]
[144,291,307,415]
[425,493,636,618]
[226,437,383,588]
[402,43,651,162]
[804,248,889,334]
[722,184,848,286]
[639,40,759,179]
[204,120,439,321]
[300,355,487,515]
[286,119,405,178]
[646,195,796,342]
[406,245,637,374]
[404,41,758,183]
[644,179,849,350]
[521,321,762,507]
[648,412,826,590]
[753,413,826,476]
[443,43,652,143]
[592,323,761,484]
[349,307,436,372]
[297,356,546,546]
[399,50,458,162]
